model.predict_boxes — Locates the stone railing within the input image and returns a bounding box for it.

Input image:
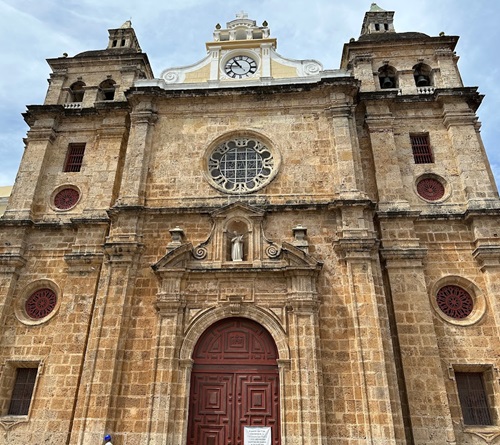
[417,86,435,95]
[63,102,82,109]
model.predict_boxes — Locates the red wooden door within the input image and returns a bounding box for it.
[188,318,280,445]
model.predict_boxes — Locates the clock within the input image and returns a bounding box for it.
[224,55,258,79]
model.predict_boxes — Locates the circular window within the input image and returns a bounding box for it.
[436,285,473,319]
[15,280,61,326]
[416,177,445,201]
[207,137,278,194]
[54,187,80,210]
[25,288,57,320]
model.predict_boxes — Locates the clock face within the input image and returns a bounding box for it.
[224,55,258,79]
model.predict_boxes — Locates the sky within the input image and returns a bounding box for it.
[0,0,498,187]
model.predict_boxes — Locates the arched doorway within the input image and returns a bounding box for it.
[187,317,280,445]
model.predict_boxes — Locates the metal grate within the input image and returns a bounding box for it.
[8,368,37,416]
[54,188,80,210]
[455,372,492,425]
[25,288,57,319]
[417,177,445,201]
[63,143,86,172]
[411,134,433,164]
[436,285,473,319]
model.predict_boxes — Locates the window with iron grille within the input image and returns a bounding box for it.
[8,368,37,416]
[456,372,493,425]
[63,143,86,172]
[410,134,433,164]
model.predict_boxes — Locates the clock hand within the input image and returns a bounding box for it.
[232,59,243,69]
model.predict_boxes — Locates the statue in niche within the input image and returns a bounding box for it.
[231,233,244,261]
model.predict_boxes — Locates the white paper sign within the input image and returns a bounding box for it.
[244,426,271,445]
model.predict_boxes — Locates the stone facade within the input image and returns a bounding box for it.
[0,5,500,445]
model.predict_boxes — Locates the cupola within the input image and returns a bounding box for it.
[212,11,271,43]
[107,20,142,52]
[360,3,395,36]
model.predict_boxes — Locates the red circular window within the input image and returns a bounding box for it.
[436,285,473,319]
[417,178,445,201]
[25,288,57,319]
[54,188,79,210]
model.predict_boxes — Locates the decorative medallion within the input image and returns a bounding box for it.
[25,288,57,320]
[54,187,80,210]
[416,177,445,201]
[436,285,473,319]
[207,137,277,194]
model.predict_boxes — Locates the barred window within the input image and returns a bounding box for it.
[63,143,86,172]
[411,134,433,164]
[8,368,38,416]
[456,372,493,426]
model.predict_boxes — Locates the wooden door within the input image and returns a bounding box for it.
[187,318,280,445]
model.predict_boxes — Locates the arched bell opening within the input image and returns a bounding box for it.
[98,78,116,100]
[187,317,281,445]
[378,65,397,89]
[413,62,432,87]
[68,81,85,103]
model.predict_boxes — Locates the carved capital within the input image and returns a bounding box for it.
[380,247,427,268]
[0,253,27,273]
[333,237,379,262]
[473,245,500,271]
[104,236,144,264]
[64,252,104,274]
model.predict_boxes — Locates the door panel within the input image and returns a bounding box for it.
[235,373,280,445]
[189,374,233,445]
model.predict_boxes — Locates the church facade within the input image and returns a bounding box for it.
[1,5,500,445]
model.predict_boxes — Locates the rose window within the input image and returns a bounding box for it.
[25,288,57,319]
[436,285,473,319]
[54,188,80,210]
[416,178,445,201]
[208,138,276,194]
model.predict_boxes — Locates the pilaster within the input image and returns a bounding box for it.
[325,104,367,200]
[365,102,410,212]
[3,117,59,221]
[147,273,186,445]
[379,215,456,444]
[285,271,325,445]
[334,230,402,444]
[440,96,499,208]
[69,238,144,445]
[116,101,157,207]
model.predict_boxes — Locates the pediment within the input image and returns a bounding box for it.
[151,203,321,275]
[211,202,265,219]
[151,240,322,274]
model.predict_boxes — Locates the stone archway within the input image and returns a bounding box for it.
[187,318,280,445]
